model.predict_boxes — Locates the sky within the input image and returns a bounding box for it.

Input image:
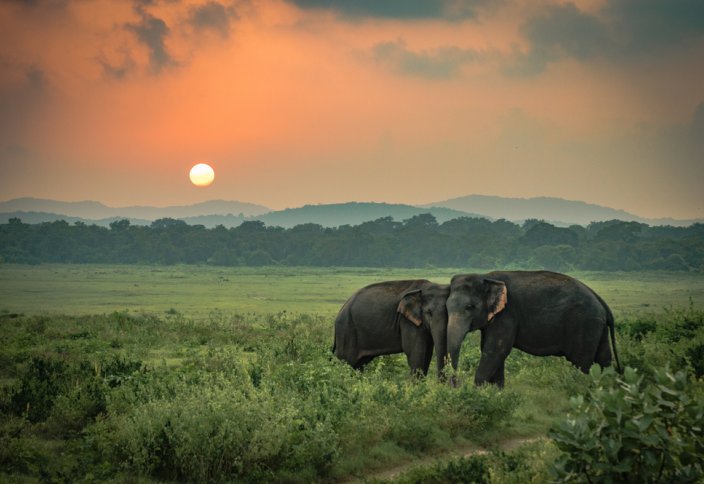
[1,0,703,219]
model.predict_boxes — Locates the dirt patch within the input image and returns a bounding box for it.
[344,436,542,483]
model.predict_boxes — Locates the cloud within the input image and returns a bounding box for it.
[604,0,704,54]
[126,4,176,73]
[287,0,489,21]
[689,101,704,147]
[6,0,68,9]
[373,39,482,79]
[25,65,46,89]
[508,3,609,76]
[98,55,136,80]
[188,1,236,38]
[510,0,704,76]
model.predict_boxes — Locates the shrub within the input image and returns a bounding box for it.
[549,365,704,483]
[90,380,339,482]
[394,454,490,484]
[10,356,67,423]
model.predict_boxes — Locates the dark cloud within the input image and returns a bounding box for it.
[689,101,704,146]
[6,0,68,9]
[374,39,482,78]
[126,5,176,73]
[25,65,46,89]
[189,2,236,38]
[604,0,704,54]
[510,0,704,76]
[508,3,609,76]
[98,56,135,80]
[288,0,488,21]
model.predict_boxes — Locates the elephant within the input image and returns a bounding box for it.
[446,271,621,387]
[333,280,450,378]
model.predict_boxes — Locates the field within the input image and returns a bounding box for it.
[1,264,703,482]
[2,264,702,318]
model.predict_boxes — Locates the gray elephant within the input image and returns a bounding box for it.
[333,280,449,377]
[446,271,621,387]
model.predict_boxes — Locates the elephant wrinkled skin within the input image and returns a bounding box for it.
[333,280,449,377]
[446,271,621,387]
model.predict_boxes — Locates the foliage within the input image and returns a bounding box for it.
[389,440,559,484]
[0,311,518,482]
[1,216,702,270]
[1,265,703,482]
[617,303,704,375]
[549,365,704,483]
[392,454,490,484]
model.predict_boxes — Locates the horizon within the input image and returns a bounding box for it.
[3,193,702,225]
[1,1,703,219]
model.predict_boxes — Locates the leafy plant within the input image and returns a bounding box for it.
[549,365,704,483]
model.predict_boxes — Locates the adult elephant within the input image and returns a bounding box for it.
[446,271,621,387]
[333,280,449,378]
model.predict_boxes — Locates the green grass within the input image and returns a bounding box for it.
[1,264,702,318]
[0,264,702,482]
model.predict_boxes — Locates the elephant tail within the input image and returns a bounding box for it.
[593,291,622,373]
[606,304,622,374]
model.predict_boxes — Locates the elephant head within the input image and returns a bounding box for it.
[446,275,507,373]
[397,283,450,378]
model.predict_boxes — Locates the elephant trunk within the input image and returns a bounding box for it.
[447,313,467,385]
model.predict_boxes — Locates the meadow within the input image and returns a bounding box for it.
[1,264,701,318]
[1,264,703,482]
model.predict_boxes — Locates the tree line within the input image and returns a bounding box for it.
[1,215,702,271]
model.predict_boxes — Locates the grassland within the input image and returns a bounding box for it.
[0,264,702,482]
[1,264,702,318]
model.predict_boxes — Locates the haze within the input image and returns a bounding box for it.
[1,0,703,219]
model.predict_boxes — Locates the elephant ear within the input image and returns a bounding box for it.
[484,279,507,322]
[397,289,423,327]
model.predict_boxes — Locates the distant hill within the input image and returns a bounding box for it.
[425,195,703,227]
[0,202,484,229]
[0,198,271,220]
[0,211,151,227]
[253,202,483,228]
[3,196,701,228]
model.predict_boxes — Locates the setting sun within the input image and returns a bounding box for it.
[189,163,215,187]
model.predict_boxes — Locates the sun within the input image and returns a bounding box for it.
[189,163,215,187]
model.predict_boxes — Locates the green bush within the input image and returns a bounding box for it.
[617,306,704,376]
[394,454,490,484]
[549,365,704,483]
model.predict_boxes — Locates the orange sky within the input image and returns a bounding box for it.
[1,0,703,218]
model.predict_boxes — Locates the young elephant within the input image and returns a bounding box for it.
[333,280,449,377]
[446,271,621,387]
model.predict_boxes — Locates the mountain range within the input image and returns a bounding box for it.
[0,198,269,220]
[424,195,701,227]
[1,196,701,228]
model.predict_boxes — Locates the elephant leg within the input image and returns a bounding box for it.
[354,355,376,371]
[488,360,505,388]
[475,327,513,386]
[594,328,612,369]
[421,337,434,376]
[569,319,609,373]
[403,330,433,377]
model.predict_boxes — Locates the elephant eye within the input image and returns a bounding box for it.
[425,308,433,316]
[465,304,475,311]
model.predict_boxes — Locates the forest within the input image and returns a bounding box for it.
[1,215,702,271]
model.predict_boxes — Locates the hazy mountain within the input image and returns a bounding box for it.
[0,198,270,220]
[253,202,483,228]
[0,203,482,229]
[425,195,703,227]
[0,211,151,227]
[181,214,246,228]
[3,196,701,229]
